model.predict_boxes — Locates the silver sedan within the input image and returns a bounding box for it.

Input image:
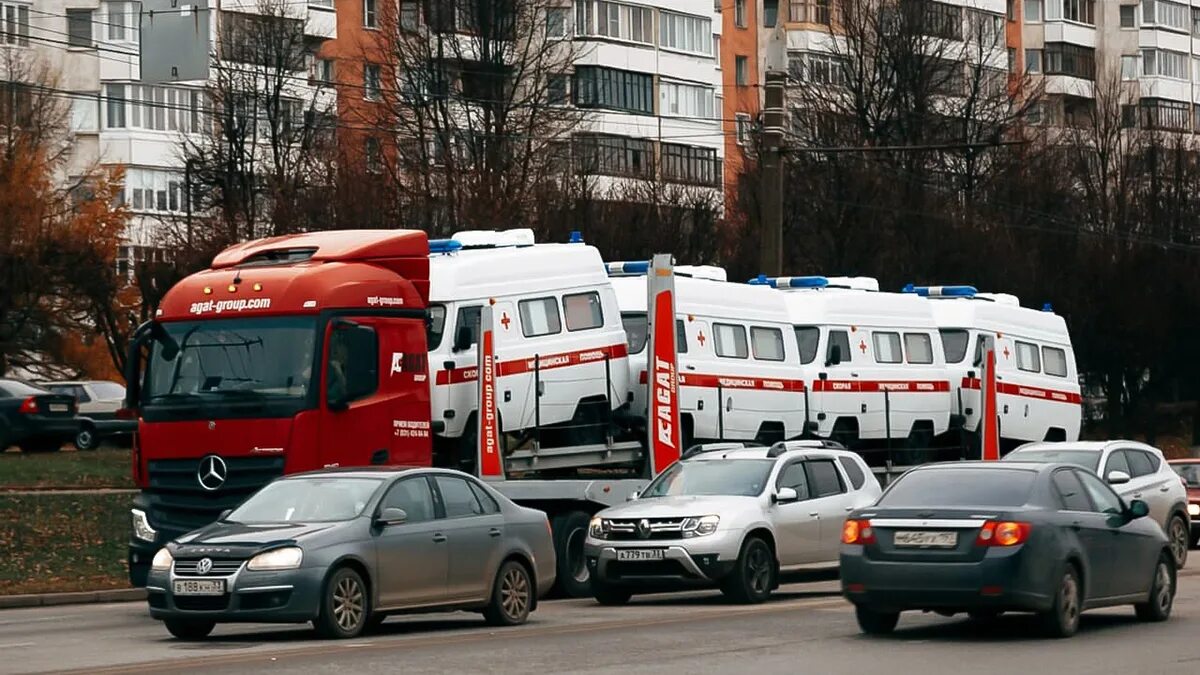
[145,467,557,640]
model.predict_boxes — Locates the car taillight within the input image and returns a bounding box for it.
[842,519,876,545]
[976,521,1031,547]
[117,407,137,420]
[18,397,37,414]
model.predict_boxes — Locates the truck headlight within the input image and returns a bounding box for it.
[682,515,720,538]
[1188,503,1199,517]
[588,516,605,539]
[131,508,157,542]
[247,547,303,571]
[151,548,173,571]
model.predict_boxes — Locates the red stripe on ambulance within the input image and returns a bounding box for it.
[962,377,1082,404]
[434,343,629,385]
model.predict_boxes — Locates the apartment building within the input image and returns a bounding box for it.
[10,1,335,275]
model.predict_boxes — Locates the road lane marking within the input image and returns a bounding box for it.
[0,615,77,627]
[0,642,34,648]
[55,597,849,675]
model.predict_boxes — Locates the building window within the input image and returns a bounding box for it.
[789,0,833,23]
[1122,4,1138,27]
[573,66,653,115]
[400,1,420,30]
[547,7,568,37]
[1143,0,1188,32]
[106,2,136,42]
[1193,7,1200,33]
[105,84,126,128]
[1045,43,1095,80]
[312,58,335,83]
[575,1,654,44]
[364,0,377,28]
[735,0,747,27]
[365,137,382,173]
[125,169,191,215]
[548,74,569,105]
[1142,48,1188,79]
[1025,48,1043,73]
[661,142,720,186]
[1024,0,1042,21]
[1140,98,1190,130]
[735,113,753,145]
[735,55,749,85]
[921,2,963,40]
[0,2,30,46]
[1047,0,1095,24]
[1121,55,1139,79]
[966,9,1005,45]
[364,64,381,100]
[1008,47,1016,72]
[573,133,655,179]
[659,80,716,118]
[1007,0,1016,20]
[764,0,779,26]
[659,11,713,55]
[790,52,848,85]
[124,85,204,133]
[67,9,94,47]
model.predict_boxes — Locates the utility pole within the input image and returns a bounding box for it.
[759,25,787,277]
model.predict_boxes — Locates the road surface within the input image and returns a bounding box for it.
[3,571,1199,674]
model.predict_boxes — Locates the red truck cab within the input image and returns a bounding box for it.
[126,230,434,585]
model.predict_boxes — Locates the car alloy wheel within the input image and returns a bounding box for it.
[747,545,773,596]
[1168,517,1189,569]
[1136,553,1175,622]
[333,575,365,633]
[500,565,531,621]
[1154,560,1173,614]
[1041,567,1080,638]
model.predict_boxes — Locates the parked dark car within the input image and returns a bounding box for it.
[1167,460,1200,548]
[146,467,556,640]
[841,461,1175,638]
[38,380,135,450]
[0,379,79,453]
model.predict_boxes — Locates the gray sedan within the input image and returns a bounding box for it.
[145,467,557,640]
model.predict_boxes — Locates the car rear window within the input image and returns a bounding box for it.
[0,380,49,398]
[878,468,1037,508]
[1002,449,1100,472]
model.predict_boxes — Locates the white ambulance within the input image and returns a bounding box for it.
[427,230,631,465]
[756,276,954,449]
[608,263,808,447]
[910,285,1081,449]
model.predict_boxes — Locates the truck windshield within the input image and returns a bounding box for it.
[641,459,774,498]
[226,477,384,523]
[144,317,317,405]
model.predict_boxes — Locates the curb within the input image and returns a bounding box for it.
[0,588,145,609]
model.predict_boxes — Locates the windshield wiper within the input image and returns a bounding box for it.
[147,392,203,404]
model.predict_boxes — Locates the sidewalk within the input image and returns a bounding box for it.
[0,588,145,610]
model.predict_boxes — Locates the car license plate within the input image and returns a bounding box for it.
[173,579,225,596]
[893,531,957,548]
[616,549,666,561]
[49,404,68,413]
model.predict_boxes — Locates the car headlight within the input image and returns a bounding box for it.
[247,547,303,571]
[131,508,157,542]
[151,547,173,571]
[681,515,720,538]
[1189,503,1199,517]
[589,516,605,539]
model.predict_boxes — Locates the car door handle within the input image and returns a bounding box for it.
[809,512,820,518]
[489,528,502,537]
[432,533,447,543]
[1070,521,1081,530]
[1133,493,1143,499]
[1159,486,1170,492]
[845,506,854,512]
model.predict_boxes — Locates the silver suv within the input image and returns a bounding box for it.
[584,441,882,605]
[1004,441,1191,569]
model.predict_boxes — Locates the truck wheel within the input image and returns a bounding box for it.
[720,536,775,604]
[164,618,215,640]
[75,425,99,451]
[551,511,592,598]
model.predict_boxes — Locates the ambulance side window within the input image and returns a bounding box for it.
[904,333,933,364]
[563,291,603,332]
[1043,347,1068,377]
[794,326,819,365]
[453,306,481,351]
[676,319,689,354]
[872,332,903,364]
[827,330,850,366]
[1016,341,1041,373]
[939,329,969,363]
[621,313,648,353]
[713,323,749,359]
[519,297,562,337]
[751,327,785,361]
[427,305,447,350]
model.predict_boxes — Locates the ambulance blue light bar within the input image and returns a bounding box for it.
[606,261,650,276]
[902,284,978,298]
[429,239,463,254]
[748,275,829,288]
[1042,302,1053,312]
[569,230,584,243]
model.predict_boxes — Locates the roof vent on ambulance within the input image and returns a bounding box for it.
[825,276,879,291]
[451,228,536,249]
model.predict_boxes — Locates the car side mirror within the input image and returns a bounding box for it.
[774,487,799,504]
[1128,499,1149,520]
[825,345,842,367]
[218,509,232,521]
[452,325,473,353]
[627,491,639,502]
[1106,470,1131,486]
[376,507,407,526]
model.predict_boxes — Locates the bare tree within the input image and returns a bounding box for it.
[366,0,583,233]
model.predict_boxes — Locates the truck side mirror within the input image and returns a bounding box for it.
[452,325,473,353]
[826,345,842,367]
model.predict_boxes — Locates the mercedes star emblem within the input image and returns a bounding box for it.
[637,518,651,539]
[197,455,228,491]
[196,558,213,575]
[208,421,216,430]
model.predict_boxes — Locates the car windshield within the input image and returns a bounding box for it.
[1002,448,1100,472]
[226,477,383,523]
[144,317,317,403]
[1172,463,1200,488]
[879,468,1036,507]
[641,459,774,498]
